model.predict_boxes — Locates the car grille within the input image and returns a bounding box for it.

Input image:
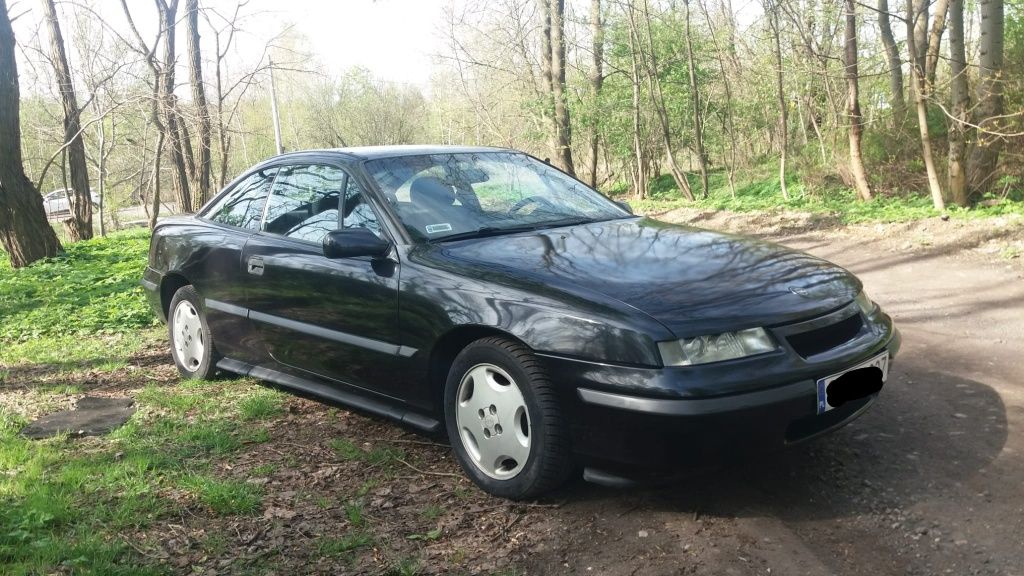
[785,313,864,358]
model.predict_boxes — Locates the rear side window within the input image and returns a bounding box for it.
[204,169,276,230]
[262,164,345,243]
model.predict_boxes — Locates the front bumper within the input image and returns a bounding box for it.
[140,266,164,321]
[540,307,901,477]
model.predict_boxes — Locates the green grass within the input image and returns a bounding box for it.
[0,230,293,574]
[0,230,158,342]
[615,165,1024,224]
[239,389,285,420]
[181,475,263,516]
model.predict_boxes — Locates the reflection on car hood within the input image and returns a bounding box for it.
[434,217,861,337]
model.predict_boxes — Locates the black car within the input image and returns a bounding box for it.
[142,146,901,499]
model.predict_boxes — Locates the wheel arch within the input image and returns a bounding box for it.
[427,325,529,410]
[160,272,191,318]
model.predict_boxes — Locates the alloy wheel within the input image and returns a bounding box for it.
[455,363,532,479]
[172,300,205,372]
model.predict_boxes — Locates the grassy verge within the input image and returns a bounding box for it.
[609,165,1024,224]
[0,232,286,574]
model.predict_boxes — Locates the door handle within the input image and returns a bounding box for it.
[247,256,265,276]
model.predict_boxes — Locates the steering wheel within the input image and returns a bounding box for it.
[508,195,557,215]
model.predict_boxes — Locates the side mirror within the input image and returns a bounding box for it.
[615,200,634,214]
[323,228,391,259]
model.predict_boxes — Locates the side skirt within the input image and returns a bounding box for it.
[216,358,441,433]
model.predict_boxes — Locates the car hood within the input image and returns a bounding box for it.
[432,217,860,337]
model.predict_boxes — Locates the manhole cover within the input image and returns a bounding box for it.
[21,396,136,439]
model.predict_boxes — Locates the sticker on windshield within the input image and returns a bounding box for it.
[425,223,453,234]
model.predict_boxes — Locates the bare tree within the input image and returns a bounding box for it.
[765,0,789,200]
[682,0,708,197]
[41,0,92,240]
[844,0,871,200]
[185,0,211,209]
[925,0,950,86]
[698,0,736,197]
[586,0,603,188]
[122,0,193,214]
[967,0,1005,193]
[947,0,969,205]
[0,0,62,266]
[546,0,575,175]
[625,0,692,200]
[878,0,905,120]
[906,0,945,209]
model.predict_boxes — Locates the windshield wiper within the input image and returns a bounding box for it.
[430,225,540,243]
[431,217,603,243]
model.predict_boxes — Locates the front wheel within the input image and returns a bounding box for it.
[444,337,572,499]
[167,285,219,379]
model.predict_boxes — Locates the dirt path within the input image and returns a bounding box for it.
[520,219,1024,575]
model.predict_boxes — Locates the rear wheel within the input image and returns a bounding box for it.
[444,337,571,499]
[168,285,219,379]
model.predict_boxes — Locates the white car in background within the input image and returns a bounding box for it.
[42,189,100,218]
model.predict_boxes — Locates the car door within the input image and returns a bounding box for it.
[241,161,403,396]
[191,167,277,365]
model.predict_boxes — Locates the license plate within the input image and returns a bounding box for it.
[816,352,889,414]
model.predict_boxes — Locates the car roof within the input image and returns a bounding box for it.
[269,145,517,162]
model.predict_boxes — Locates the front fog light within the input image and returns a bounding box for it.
[658,327,776,366]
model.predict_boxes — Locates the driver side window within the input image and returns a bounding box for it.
[342,177,383,237]
[262,164,345,243]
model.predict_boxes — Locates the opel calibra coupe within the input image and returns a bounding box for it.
[142,146,901,499]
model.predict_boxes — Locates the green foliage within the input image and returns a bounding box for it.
[0,230,156,343]
[180,475,263,516]
[622,165,1024,224]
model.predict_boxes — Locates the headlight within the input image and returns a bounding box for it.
[658,327,776,366]
[854,290,875,315]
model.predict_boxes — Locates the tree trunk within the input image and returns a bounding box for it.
[0,0,62,266]
[766,1,789,200]
[967,0,1005,194]
[185,0,211,210]
[906,0,946,210]
[947,0,970,206]
[698,0,736,196]
[844,0,872,200]
[911,0,929,76]
[549,0,575,176]
[925,0,950,87]
[877,0,906,120]
[587,0,603,188]
[630,0,692,200]
[683,0,708,197]
[626,14,649,199]
[41,0,92,240]
[149,130,165,230]
[156,0,191,213]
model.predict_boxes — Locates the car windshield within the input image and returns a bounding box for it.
[365,152,629,242]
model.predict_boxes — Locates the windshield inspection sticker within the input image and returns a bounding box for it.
[425,223,453,234]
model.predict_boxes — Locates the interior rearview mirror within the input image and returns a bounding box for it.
[323,228,391,259]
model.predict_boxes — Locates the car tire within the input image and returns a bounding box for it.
[167,285,220,379]
[444,336,572,499]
